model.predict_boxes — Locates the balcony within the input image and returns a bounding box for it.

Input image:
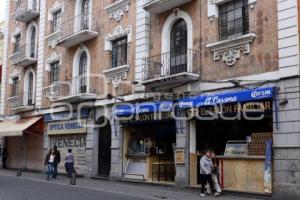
[14,1,40,23]
[44,76,97,103]
[56,14,99,48]
[143,0,194,14]
[142,49,200,91]
[7,93,35,113]
[10,44,38,67]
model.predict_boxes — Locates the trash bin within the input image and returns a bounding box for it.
[70,172,76,185]
[17,168,22,177]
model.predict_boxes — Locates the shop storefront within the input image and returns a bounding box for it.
[45,110,89,175]
[0,116,44,171]
[115,101,176,183]
[178,87,275,194]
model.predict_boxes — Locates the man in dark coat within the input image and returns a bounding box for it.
[2,147,8,169]
[53,145,61,178]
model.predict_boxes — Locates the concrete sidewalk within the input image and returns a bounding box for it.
[0,169,268,200]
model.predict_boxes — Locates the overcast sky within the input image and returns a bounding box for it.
[0,0,7,21]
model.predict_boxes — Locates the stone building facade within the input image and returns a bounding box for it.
[0,0,299,199]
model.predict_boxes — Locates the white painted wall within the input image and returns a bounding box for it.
[35,0,46,109]
[0,0,10,116]
[134,0,150,88]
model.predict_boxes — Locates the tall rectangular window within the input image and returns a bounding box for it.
[12,77,19,96]
[219,0,249,40]
[52,10,61,33]
[14,34,21,53]
[112,37,127,68]
[50,61,60,84]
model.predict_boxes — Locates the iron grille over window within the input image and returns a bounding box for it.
[170,18,188,74]
[50,61,60,84]
[12,77,19,97]
[32,0,37,10]
[28,72,34,105]
[14,34,21,53]
[30,26,36,58]
[112,37,127,68]
[79,52,87,93]
[219,0,249,40]
[52,10,61,33]
[81,0,90,30]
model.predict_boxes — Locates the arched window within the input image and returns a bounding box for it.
[30,26,36,58]
[27,72,34,105]
[81,0,90,30]
[79,52,87,93]
[170,19,187,74]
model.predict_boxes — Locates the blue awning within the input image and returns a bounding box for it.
[114,101,173,116]
[177,87,275,109]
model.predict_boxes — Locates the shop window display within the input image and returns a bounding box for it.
[193,100,273,194]
[123,121,176,183]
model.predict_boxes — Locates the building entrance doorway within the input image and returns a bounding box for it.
[98,118,111,177]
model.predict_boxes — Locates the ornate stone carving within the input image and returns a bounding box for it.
[47,31,61,48]
[49,1,62,14]
[103,65,130,88]
[46,52,60,71]
[105,25,132,51]
[44,84,60,101]
[106,25,131,41]
[206,33,256,66]
[9,69,21,84]
[47,52,60,64]
[105,0,130,22]
[214,43,250,66]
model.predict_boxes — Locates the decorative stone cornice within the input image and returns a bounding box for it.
[46,52,60,72]
[47,52,60,64]
[106,25,131,41]
[49,1,62,14]
[105,25,132,51]
[206,33,256,66]
[105,0,130,22]
[103,65,130,88]
[208,0,257,19]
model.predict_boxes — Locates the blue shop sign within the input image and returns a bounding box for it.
[114,101,173,116]
[45,109,89,122]
[178,87,275,109]
[114,104,136,116]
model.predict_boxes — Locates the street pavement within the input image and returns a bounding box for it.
[0,169,268,200]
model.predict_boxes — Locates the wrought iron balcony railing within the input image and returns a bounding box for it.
[10,43,37,67]
[14,0,40,23]
[56,13,99,48]
[7,92,35,110]
[143,49,200,81]
[44,76,99,102]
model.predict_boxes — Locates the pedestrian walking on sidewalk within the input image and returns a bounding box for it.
[53,145,61,179]
[199,149,220,197]
[208,150,222,194]
[2,147,8,169]
[44,149,55,181]
[65,149,75,178]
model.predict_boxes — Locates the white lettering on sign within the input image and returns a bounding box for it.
[50,135,87,175]
[205,96,238,105]
[47,119,87,135]
[179,101,193,107]
[251,89,272,98]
